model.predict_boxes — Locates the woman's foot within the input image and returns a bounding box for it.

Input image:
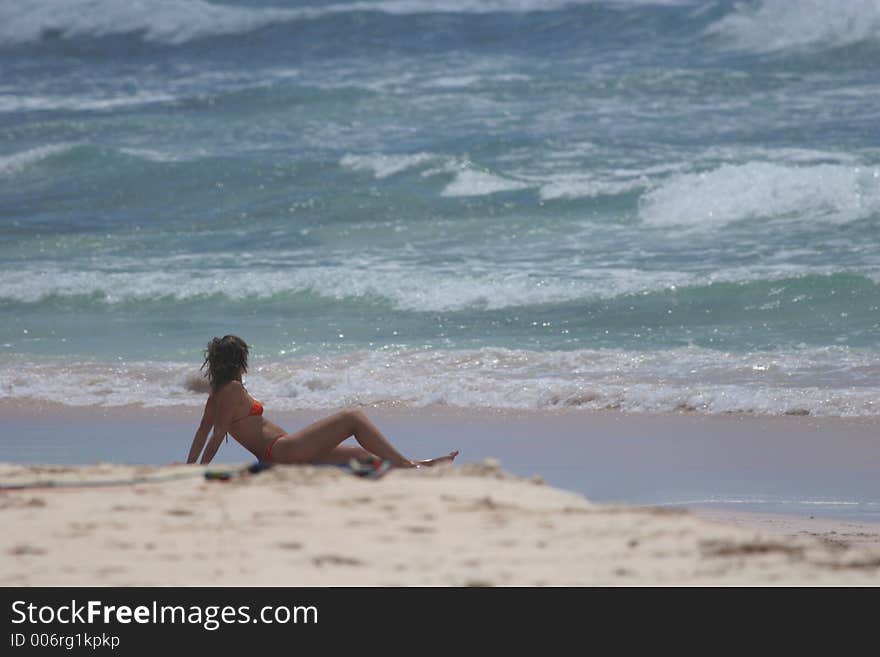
[412,450,459,468]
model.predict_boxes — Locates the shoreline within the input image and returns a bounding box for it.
[688,508,880,550]
[3,396,880,422]
[3,401,879,525]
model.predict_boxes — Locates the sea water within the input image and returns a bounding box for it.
[1,0,879,417]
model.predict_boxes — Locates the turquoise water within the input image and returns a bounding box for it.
[1,0,879,414]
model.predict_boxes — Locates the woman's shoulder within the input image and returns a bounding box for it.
[214,380,245,399]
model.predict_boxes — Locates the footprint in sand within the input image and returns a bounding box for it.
[111,504,147,513]
[1,497,46,510]
[312,554,363,567]
[8,545,47,556]
[277,541,303,551]
[165,508,194,517]
[66,522,98,537]
[97,566,127,577]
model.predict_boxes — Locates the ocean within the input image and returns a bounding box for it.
[2,0,879,417]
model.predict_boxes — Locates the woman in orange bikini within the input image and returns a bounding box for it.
[186,335,459,467]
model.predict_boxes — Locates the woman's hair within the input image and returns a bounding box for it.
[201,335,249,391]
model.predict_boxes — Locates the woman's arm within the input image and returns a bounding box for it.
[198,384,238,465]
[199,409,232,465]
[186,392,216,464]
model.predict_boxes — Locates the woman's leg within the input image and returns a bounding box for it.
[270,408,415,467]
[307,444,459,467]
[312,445,376,465]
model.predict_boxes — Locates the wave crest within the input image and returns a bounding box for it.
[707,0,880,53]
[0,0,300,46]
[3,346,879,417]
[1,264,877,318]
[0,0,692,47]
[0,263,681,311]
[0,143,76,177]
[639,162,880,228]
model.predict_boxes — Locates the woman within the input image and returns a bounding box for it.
[187,335,459,467]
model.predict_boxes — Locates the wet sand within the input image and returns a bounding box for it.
[2,400,877,519]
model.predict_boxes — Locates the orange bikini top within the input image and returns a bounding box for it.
[231,399,263,425]
[223,395,263,443]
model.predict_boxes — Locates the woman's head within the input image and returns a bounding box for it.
[201,335,249,390]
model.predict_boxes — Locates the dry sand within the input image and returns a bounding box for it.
[2,460,879,586]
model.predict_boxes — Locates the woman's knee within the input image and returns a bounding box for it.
[338,407,366,427]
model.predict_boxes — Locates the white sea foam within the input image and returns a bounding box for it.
[340,146,872,205]
[0,262,694,312]
[119,146,208,163]
[440,169,530,197]
[639,162,880,228]
[0,143,75,177]
[538,174,649,200]
[697,146,860,166]
[515,146,868,202]
[0,92,175,113]
[707,0,880,53]
[340,152,438,179]
[3,346,878,417]
[0,0,693,47]
[425,73,531,89]
[1,258,874,313]
[341,152,532,197]
[427,75,483,89]
[0,0,300,46]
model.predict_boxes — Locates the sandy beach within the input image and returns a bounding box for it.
[1,402,879,586]
[1,459,879,586]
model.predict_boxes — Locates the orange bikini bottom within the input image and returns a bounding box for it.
[263,435,284,463]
